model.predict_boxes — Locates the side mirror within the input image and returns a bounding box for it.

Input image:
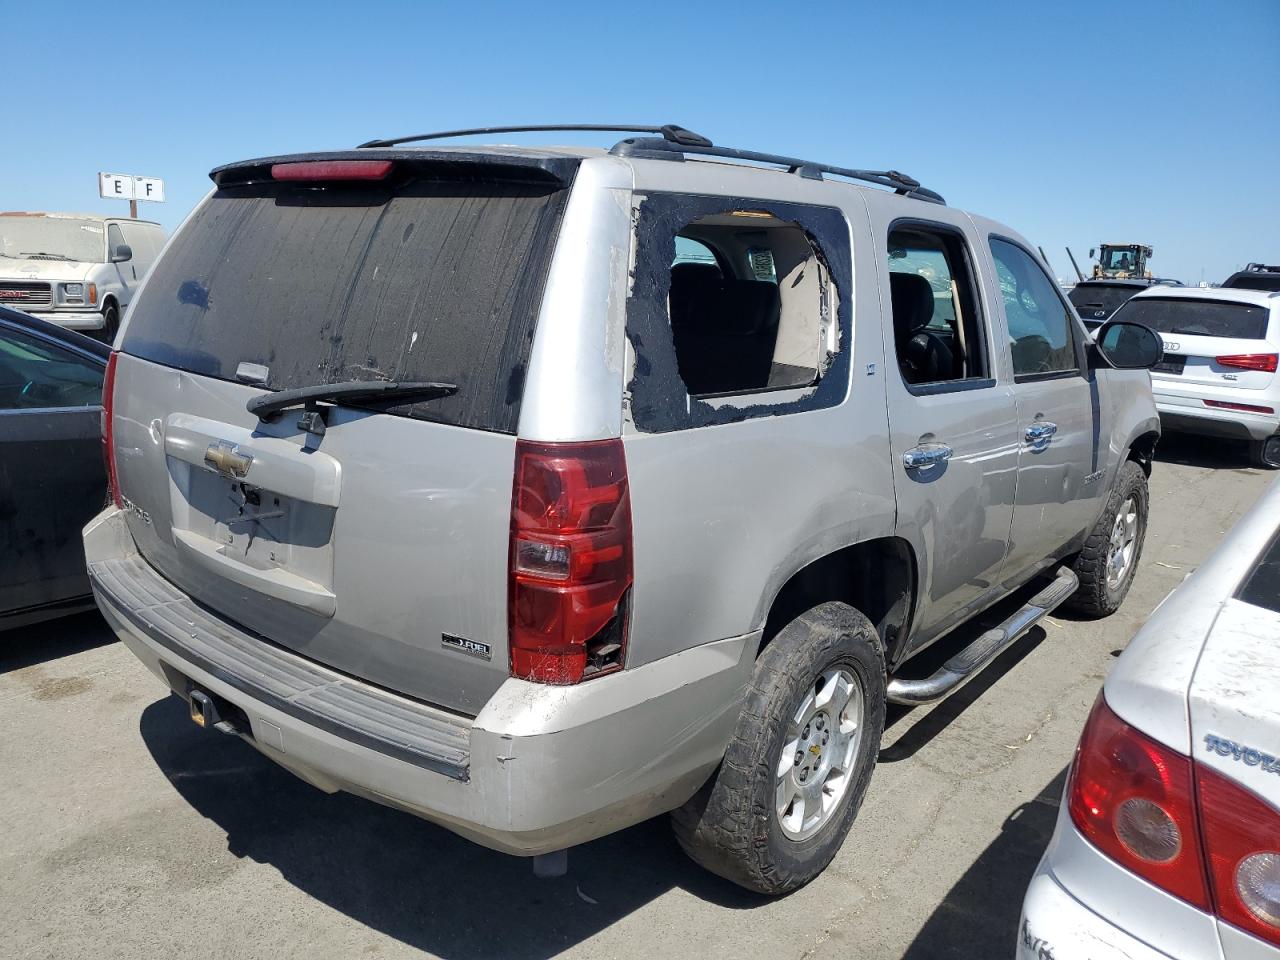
[1095,320,1163,369]
[111,243,133,263]
[1088,247,1096,259]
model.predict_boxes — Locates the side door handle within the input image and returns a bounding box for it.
[903,442,953,471]
[1025,420,1058,451]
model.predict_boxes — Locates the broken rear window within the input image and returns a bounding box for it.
[121,175,569,433]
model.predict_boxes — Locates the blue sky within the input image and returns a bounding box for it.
[7,0,1276,283]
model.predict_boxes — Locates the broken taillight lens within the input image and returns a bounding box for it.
[101,351,122,509]
[508,439,633,684]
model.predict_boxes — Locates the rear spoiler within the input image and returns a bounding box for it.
[210,149,578,188]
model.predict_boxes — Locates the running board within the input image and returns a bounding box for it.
[886,568,1079,706]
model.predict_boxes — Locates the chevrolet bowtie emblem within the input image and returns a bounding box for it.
[204,440,253,479]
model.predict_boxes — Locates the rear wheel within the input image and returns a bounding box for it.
[1249,437,1280,470]
[670,602,885,895]
[1066,460,1149,618]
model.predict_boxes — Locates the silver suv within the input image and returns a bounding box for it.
[86,124,1164,894]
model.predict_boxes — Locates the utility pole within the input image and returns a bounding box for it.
[129,198,138,219]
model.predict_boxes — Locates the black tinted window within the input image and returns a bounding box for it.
[0,325,103,409]
[1238,532,1280,614]
[1115,298,1270,340]
[122,177,568,433]
[1068,284,1140,313]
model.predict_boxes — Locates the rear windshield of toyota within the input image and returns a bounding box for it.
[121,161,572,433]
[1113,298,1271,340]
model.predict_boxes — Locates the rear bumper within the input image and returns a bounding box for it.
[1153,387,1279,442]
[85,507,755,856]
[1019,872,1187,960]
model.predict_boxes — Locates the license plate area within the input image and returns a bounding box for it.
[168,462,337,594]
[1153,354,1186,375]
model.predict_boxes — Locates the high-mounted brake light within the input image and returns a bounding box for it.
[270,160,394,182]
[101,351,122,509]
[508,439,633,684]
[1068,695,1209,909]
[1216,353,1278,373]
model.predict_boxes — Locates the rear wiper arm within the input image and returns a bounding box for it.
[248,379,458,435]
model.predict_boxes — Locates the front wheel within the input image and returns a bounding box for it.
[1066,460,1149,618]
[670,602,886,895]
[99,302,120,343]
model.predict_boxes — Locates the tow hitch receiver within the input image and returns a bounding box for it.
[188,688,244,735]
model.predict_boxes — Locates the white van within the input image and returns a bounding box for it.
[0,212,166,339]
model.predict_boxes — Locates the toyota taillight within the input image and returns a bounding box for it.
[508,439,633,684]
[1069,694,1280,947]
[1067,695,1209,909]
[1197,765,1280,947]
[101,351,122,509]
[1216,353,1278,373]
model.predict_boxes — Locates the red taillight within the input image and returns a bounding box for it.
[1068,695,1210,909]
[270,160,394,181]
[1216,353,1278,373]
[508,439,633,684]
[1204,399,1275,414]
[101,351,122,509]
[1197,765,1280,946]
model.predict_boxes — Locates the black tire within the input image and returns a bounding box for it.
[1065,460,1149,618]
[670,602,886,895]
[1249,438,1280,470]
[100,302,119,343]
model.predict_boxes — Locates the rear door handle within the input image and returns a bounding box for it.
[903,443,953,471]
[1025,421,1058,450]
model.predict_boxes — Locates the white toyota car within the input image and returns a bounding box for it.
[1109,286,1280,469]
[1019,476,1280,960]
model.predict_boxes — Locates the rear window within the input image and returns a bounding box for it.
[1068,284,1140,313]
[122,176,569,433]
[1238,532,1280,614]
[1113,297,1271,340]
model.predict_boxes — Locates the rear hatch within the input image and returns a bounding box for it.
[1067,282,1140,326]
[110,151,575,715]
[1117,296,1278,391]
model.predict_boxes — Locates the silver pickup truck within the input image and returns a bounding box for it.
[85,124,1164,894]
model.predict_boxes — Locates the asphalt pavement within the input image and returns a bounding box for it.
[2,434,1272,960]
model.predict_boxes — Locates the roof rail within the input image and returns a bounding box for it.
[609,136,944,204]
[356,123,712,150]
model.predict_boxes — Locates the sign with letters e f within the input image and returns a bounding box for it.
[98,172,165,203]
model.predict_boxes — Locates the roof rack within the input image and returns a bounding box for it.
[609,136,944,204]
[356,123,712,150]
[354,123,943,204]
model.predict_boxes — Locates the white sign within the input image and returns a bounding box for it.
[98,172,166,203]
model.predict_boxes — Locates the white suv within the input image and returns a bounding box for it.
[1110,285,1280,467]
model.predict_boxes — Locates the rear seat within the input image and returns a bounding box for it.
[669,267,781,395]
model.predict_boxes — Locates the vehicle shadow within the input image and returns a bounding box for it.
[1154,432,1258,471]
[0,610,115,675]
[901,768,1067,959]
[138,695,764,960]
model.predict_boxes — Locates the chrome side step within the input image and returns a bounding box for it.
[886,568,1079,706]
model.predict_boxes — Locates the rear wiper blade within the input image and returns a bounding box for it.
[247,379,458,421]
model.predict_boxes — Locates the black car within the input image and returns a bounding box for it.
[1068,278,1184,329]
[1222,263,1280,292]
[0,305,109,630]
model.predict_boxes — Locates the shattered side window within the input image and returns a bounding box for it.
[625,193,851,433]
